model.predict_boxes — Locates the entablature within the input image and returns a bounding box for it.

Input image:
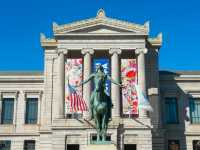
[40,33,57,48]
[147,33,162,48]
[0,72,44,83]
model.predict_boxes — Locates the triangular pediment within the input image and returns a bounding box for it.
[89,28,120,33]
[69,24,134,34]
[53,9,149,35]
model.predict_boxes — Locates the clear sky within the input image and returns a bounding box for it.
[0,0,200,71]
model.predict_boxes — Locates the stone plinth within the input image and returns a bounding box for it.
[86,144,116,150]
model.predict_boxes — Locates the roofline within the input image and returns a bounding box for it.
[159,70,200,82]
[0,71,44,76]
[52,9,148,35]
[160,70,200,75]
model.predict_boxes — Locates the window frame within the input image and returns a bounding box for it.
[23,91,42,125]
[0,140,11,150]
[189,98,200,124]
[0,91,18,125]
[164,97,179,124]
[24,140,35,150]
[25,98,38,124]
[1,98,14,124]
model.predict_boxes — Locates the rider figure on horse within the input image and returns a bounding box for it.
[80,64,122,121]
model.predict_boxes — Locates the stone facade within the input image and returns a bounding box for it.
[0,9,199,150]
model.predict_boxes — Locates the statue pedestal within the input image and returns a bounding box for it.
[86,143,116,150]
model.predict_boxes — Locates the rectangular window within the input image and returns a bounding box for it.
[165,97,179,124]
[67,144,79,150]
[189,98,200,124]
[124,144,137,150]
[193,140,200,150]
[168,140,180,150]
[1,98,14,124]
[25,98,38,124]
[24,140,35,150]
[0,140,11,150]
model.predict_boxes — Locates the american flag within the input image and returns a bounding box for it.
[66,83,88,112]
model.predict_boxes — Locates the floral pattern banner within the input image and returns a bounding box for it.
[65,58,83,113]
[121,59,138,115]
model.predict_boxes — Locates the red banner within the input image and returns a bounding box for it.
[121,59,138,115]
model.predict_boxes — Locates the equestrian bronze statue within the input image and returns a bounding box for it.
[79,65,122,142]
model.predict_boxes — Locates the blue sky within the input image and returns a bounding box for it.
[0,0,200,71]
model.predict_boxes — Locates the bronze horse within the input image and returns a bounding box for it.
[80,65,122,141]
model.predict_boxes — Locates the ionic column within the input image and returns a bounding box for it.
[56,50,67,119]
[135,48,148,118]
[109,48,122,118]
[81,48,94,118]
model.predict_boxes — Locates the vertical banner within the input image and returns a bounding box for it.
[121,59,138,115]
[93,58,110,95]
[65,58,83,114]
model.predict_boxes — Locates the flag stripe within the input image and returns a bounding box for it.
[67,83,88,112]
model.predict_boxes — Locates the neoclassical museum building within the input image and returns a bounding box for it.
[0,9,200,150]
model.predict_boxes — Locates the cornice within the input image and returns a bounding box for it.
[23,90,43,98]
[0,71,43,76]
[160,74,200,82]
[0,90,19,99]
[53,9,149,35]
[0,71,44,83]
[0,76,44,83]
[0,90,19,94]
[40,33,57,48]
[148,32,162,47]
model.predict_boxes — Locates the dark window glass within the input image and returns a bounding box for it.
[190,98,200,124]
[25,98,38,124]
[193,140,200,150]
[124,144,137,150]
[24,140,35,150]
[168,140,180,150]
[0,140,11,150]
[165,98,179,124]
[65,113,83,119]
[1,98,14,124]
[91,134,111,141]
[67,144,79,150]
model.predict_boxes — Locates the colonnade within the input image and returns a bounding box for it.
[55,48,148,119]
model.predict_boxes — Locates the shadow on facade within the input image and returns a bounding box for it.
[159,71,188,150]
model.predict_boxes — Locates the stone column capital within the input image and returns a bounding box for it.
[135,48,148,55]
[58,48,68,55]
[81,48,94,55]
[109,48,122,55]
